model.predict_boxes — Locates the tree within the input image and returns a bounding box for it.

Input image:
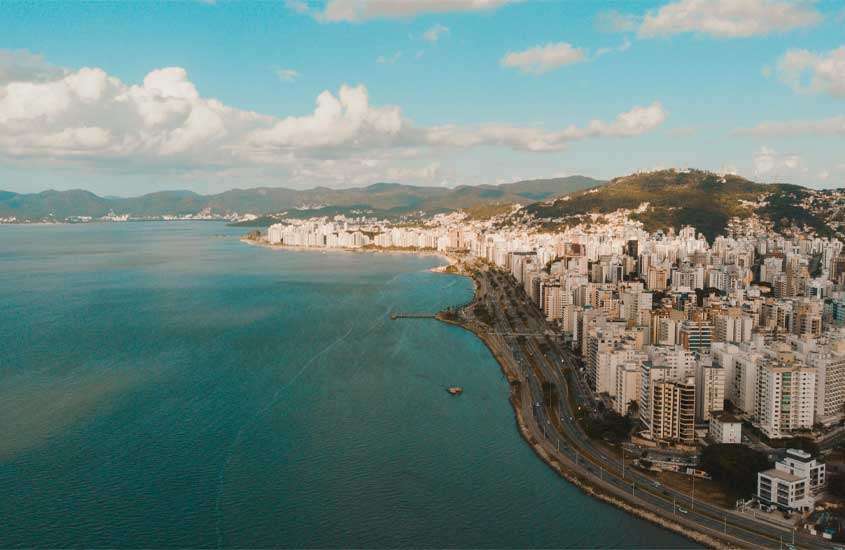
[828,474,845,498]
[582,411,632,444]
[700,444,772,498]
[780,436,819,457]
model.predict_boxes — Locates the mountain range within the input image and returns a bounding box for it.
[3,170,841,243]
[0,176,601,222]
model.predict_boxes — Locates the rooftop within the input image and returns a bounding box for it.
[760,468,804,483]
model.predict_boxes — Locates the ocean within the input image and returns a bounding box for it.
[0,221,690,548]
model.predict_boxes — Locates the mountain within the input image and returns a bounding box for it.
[524,169,832,242]
[0,176,602,222]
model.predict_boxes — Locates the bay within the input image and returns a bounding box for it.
[0,222,691,548]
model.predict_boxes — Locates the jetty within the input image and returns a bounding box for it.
[390,313,436,320]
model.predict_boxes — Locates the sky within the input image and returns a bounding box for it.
[0,0,843,196]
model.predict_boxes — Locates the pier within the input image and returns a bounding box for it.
[390,313,436,320]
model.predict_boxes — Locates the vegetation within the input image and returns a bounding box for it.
[829,474,845,499]
[473,304,494,326]
[767,436,820,456]
[700,444,772,498]
[525,169,831,242]
[581,411,633,443]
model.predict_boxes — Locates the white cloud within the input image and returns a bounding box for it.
[423,23,449,43]
[0,49,65,85]
[284,0,310,14]
[300,0,513,22]
[501,42,586,75]
[638,0,821,38]
[595,10,639,33]
[276,68,300,82]
[595,38,631,58]
[376,51,402,64]
[0,60,268,162]
[425,102,667,151]
[777,45,845,98]
[753,146,802,177]
[0,51,667,185]
[736,116,845,136]
[246,84,403,151]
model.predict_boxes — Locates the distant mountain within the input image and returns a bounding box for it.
[0,176,602,222]
[525,169,832,241]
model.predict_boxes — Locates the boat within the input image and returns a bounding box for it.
[447,386,463,396]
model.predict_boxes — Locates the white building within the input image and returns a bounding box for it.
[709,413,742,444]
[758,449,825,512]
[755,359,816,439]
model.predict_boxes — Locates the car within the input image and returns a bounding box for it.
[676,507,688,514]
[653,481,662,488]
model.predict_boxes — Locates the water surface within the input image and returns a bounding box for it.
[0,222,691,548]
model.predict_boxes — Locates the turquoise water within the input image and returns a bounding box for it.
[0,222,690,548]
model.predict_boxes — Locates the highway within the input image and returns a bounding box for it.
[463,265,830,549]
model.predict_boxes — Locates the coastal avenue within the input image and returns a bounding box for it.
[464,263,828,549]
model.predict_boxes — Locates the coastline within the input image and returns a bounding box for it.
[240,237,455,273]
[436,267,734,549]
[241,237,729,548]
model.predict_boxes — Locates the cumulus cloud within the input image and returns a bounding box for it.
[777,45,845,97]
[298,0,513,22]
[736,116,845,137]
[638,0,821,38]
[501,42,586,75]
[0,60,268,162]
[423,23,449,43]
[0,50,667,184]
[0,49,65,84]
[246,84,404,152]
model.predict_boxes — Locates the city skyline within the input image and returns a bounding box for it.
[2,0,844,196]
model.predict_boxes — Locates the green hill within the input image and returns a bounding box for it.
[525,169,829,241]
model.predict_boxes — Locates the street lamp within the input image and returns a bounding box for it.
[691,473,695,511]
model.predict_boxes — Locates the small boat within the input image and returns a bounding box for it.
[447,386,463,396]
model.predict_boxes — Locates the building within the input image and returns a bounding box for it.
[758,449,825,512]
[679,320,712,353]
[808,339,845,427]
[696,359,725,422]
[755,359,816,439]
[757,469,812,512]
[614,362,641,416]
[709,413,742,444]
[640,362,695,445]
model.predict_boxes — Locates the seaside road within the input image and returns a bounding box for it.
[500,277,824,549]
[468,267,828,549]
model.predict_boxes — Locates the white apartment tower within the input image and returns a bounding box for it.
[755,359,816,439]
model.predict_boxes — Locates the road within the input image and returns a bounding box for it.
[461,265,829,549]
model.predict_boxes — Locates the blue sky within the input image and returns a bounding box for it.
[0,0,843,196]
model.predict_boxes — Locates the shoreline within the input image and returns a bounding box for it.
[241,237,728,547]
[436,268,733,549]
[240,237,457,273]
